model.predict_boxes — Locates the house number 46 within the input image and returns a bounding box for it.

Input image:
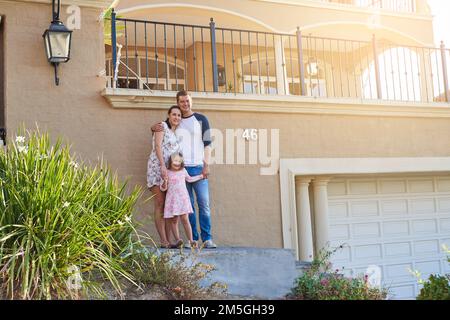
[242,129,258,141]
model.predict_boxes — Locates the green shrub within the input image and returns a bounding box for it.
[417,274,450,300]
[0,129,142,299]
[415,246,450,300]
[288,246,388,300]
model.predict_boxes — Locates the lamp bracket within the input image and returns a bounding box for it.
[52,0,61,23]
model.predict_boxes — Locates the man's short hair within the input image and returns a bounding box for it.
[176,90,191,102]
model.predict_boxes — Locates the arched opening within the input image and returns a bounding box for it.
[106,53,185,90]
[361,44,448,102]
[240,55,328,96]
[362,46,422,101]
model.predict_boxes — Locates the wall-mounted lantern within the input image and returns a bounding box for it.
[217,65,226,86]
[43,0,72,86]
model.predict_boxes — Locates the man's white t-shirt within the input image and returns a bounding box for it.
[176,113,211,167]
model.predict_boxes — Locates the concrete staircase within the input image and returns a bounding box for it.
[158,247,300,299]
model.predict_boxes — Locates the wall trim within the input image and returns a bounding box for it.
[279,157,450,250]
[116,3,279,33]
[252,0,433,21]
[102,88,450,119]
[1,0,113,8]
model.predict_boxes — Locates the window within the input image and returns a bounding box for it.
[106,53,185,90]
[241,56,327,96]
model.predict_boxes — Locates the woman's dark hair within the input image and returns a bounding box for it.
[168,152,185,170]
[165,105,181,129]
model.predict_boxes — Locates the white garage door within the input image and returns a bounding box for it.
[327,174,450,300]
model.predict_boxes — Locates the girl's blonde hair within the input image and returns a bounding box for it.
[168,152,185,170]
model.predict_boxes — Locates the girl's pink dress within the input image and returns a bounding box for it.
[164,169,203,218]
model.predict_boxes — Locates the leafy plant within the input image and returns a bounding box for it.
[417,274,450,300]
[102,6,125,46]
[124,246,227,300]
[0,128,142,299]
[288,246,388,300]
[414,245,450,300]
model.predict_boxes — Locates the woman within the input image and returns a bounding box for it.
[147,105,182,248]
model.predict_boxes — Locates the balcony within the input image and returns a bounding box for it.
[105,14,450,105]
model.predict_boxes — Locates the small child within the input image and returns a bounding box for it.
[161,152,204,248]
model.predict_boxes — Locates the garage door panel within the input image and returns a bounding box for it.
[383,221,410,237]
[409,179,435,193]
[414,240,441,255]
[410,198,436,214]
[437,178,450,192]
[328,243,351,263]
[440,219,450,233]
[389,284,416,300]
[349,180,377,195]
[380,199,408,216]
[353,223,381,239]
[329,202,349,219]
[411,219,438,234]
[351,201,380,217]
[353,244,382,261]
[415,260,442,277]
[328,175,450,300]
[328,181,347,196]
[437,197,450,212]
[385,263,415,282]
[385,242,412,258]
[380,180,407,194]
[329,224,350,240]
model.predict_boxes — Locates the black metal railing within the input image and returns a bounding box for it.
[107,12,450,103]
[323,0,416,13]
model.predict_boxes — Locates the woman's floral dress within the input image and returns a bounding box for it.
[146,121,181,189]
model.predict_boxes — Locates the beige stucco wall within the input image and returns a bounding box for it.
[115,0,435,46]
[2,1,450,249]
[102,90,450,248]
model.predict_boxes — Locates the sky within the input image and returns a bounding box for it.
[427,0,450,46]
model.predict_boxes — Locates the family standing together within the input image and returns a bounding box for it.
[146,90,217,249]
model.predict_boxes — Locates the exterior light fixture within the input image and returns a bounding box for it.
[43,0,72,85]
[306,59,319,77]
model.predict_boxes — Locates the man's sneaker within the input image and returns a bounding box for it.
[202,240,217,249]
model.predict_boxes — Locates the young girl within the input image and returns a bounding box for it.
[161,152,204,248]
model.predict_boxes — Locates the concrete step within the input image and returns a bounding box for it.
[157,247,299,299]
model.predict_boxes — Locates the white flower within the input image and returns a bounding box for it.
[17,146,28,154]
[124,216,132,223]
[63,202,70,208]
[15,136,25,144]
[117,221,125,226]
[69,161,79,169]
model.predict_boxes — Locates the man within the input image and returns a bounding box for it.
[152,90,217,248]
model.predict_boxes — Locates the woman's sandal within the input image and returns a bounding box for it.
[189,240,198,249]
[160,243,171,249]
[170,239,184,249]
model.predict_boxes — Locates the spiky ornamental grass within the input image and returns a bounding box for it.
[0,129,144,299]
